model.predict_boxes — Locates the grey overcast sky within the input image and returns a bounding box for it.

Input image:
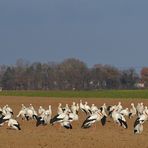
[0,0,148,71]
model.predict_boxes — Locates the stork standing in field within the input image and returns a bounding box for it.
[17,104,38,121]
[50,108,72,129]
[64,104,71,113]
[84,102,92,115]
[81,104,107,129]
[34,105,52,126]
[91,104,99,114]
[76,103,79,114]
[137,102,144,116]
[50,106,68,125]
[8,119,21,130]
[60,112,72,129]
[134,123,143,134]
[80,100,87,114]
[0,108,21,130]
[81,109,107,128]
[69,104,79,123]
[17,104,27,120]
[71,102,76,113]
[109,106,128,129]
[38,106,45,115]
[57,103,63,114]
[116,102,123,112]
[134,108,148,128]
[120,108,129,117]
[43,105,52,124]
[3,105,13,115]
[133,109,148,134]
[129,103,136,118]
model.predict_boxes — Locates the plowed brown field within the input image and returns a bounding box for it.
[0,96,148,148]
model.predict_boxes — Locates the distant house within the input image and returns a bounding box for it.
[135,82,145,89]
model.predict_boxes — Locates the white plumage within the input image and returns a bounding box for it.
[8,118,21,130]
[81,109,107,128]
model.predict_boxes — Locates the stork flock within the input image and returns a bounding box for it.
[0,100,147,134]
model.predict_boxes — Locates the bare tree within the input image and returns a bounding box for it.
[141,67,148,87]
[57,58,88,90]
[0,58,140,90]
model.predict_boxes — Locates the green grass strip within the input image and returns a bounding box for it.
[0,90,148,98]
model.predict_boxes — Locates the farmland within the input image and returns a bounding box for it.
[0,94,148,148]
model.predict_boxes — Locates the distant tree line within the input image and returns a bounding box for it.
[0,58,146,90]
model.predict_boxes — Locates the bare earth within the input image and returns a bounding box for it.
[0,96,148,148]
